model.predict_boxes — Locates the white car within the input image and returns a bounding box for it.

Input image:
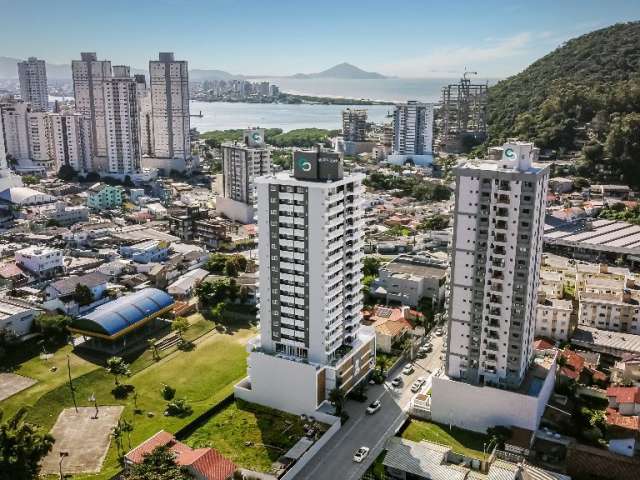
[366,400,381,414]
[402,364,414,375]
[353,446,370,463]
[411,377,426,393]
[434,328,444,336]
[391,376,403,388]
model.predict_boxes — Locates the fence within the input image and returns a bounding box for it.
[280,418,342,480]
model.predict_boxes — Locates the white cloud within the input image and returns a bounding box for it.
[379,32,536,78]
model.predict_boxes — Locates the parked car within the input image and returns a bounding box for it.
[366,400,381,414]
[391,376,403,388]
[434,328,444,336]
[353,446,370,463]
[411,377,426,393]
[402,364,414,375]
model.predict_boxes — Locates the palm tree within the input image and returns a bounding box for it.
[147,338,159,361]
[120,418,134,450]
[112,421,123,457]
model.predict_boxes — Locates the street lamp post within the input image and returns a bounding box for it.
[89,393,99,419]
[66,355,77,413]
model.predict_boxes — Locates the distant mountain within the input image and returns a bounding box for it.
[291,63,387,80]
[189,69,242,81]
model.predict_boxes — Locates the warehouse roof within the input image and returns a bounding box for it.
[70,288,173,339]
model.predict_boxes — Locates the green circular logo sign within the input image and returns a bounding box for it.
[252,132,262,142]
[297,156,312,172]
[505,148,516,159]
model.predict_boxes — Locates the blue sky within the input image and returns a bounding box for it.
[1,0,638,77]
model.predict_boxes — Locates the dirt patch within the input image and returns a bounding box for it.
[41,406,124,475]
[0,373,36,401]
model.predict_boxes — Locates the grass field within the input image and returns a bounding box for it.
[185,399,318,473]
[401,420,488,459]
[0,314,253,480]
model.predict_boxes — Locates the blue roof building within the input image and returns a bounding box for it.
[69,288,175,351]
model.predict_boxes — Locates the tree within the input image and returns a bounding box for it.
[205,253,228,274]
[120,418,134,450]
[363,256,382,277]
[106,356,130,386]
[148,338,160,361]
[171,317,190,342]
[209,302,228,323]
[21,175,39,186]
[34,313,71,345]
[73,283,93,306]
[125,445,194,480]
[0,408,54,480]
[58,163,77,181]
[328,388,345,416]
[418,214,449,231]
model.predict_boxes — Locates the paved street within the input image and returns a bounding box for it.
[295,334,445,480]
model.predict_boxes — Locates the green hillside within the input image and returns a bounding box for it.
[486,21,640,185]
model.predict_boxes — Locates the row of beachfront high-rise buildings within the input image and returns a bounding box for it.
[0,53,192,178]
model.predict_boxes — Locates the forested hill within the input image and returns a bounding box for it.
[486,21,640,185]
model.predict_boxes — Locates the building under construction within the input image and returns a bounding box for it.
[439,73,488,153]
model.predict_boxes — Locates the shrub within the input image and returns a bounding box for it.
[161,384,176,401]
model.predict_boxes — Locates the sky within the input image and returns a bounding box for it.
[1,0,639,78]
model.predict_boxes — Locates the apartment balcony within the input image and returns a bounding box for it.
[493,246,506,256]
[495,207,509,218]
[486,330,500,340]
[490,258,505,268]
[486,343,499,352]
[495,220,508,230]
[496,194,510,205]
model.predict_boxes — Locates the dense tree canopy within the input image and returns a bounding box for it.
[0,408,54,480]
[364,172,451,202]
[200,127,338,148]
[486,22,640,186]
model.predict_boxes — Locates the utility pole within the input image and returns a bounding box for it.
[66,355,77,413]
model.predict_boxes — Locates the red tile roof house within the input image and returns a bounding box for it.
[124,430,237,480]
[557,349,586,383]
[607,387,640,416]
[606,387,640,457]
[363,305,418,353]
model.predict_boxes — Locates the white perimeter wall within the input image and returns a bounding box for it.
[215,196,255,224]
[430,362,556,433]
[235,352,320,416]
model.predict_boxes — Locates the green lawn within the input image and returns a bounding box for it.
[365,451,387,480]
[1,315,253,480]
[401,420,488,459]
[0,343,100,420]
[185,399,318,473]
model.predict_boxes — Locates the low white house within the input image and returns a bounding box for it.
[167,268,209,298]
[0,297,42,337]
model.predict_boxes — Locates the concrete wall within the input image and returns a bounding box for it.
[215,196,255,224]
[234,351,321,416]
[430,368,555,433]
